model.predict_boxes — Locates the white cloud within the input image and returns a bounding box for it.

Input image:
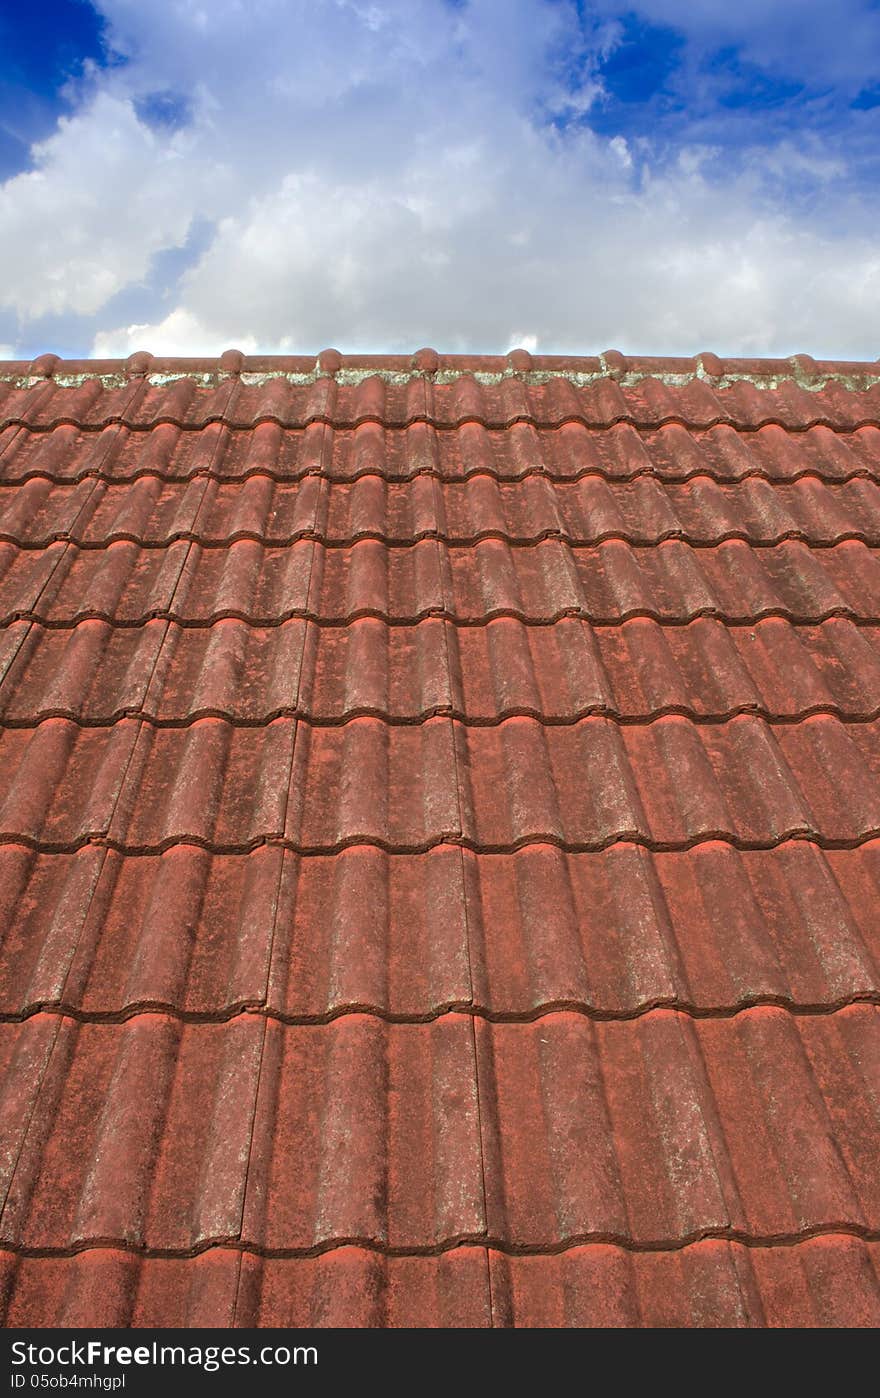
[0,92,202,319]
[93,308,261,358]
[506,333,539,354]
[1,0,878,359]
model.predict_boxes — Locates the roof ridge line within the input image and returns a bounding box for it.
[1,348,880,393]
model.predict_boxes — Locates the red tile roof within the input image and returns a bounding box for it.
[2,349,880,1328]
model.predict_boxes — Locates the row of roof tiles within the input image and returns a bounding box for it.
[1,1007,878,1253]
[4,376,880,436]
[5,537,880,625]
[5,616,880,724]
[11,472,880,548]
[3,1006,880,1259]
[2,842,879,1021]
[2,711,880,852]
[4,1236,878,1328]
[6,422,880,487]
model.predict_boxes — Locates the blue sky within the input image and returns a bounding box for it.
[0,0,878,359]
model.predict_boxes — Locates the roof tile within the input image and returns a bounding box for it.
[2,353,880,1326]
[1,841,879,1021]
[1,1008,877,1255]
[3,1236,879,1327]
[7,711,880,854]
[5,614,880,724]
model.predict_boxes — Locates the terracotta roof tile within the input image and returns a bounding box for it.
[4,615,880,725]
[7,368,880,434]
[1,352,880,1326]
[5,537,880,627]
[1,841,879,1021]
[0,1007,877,1256]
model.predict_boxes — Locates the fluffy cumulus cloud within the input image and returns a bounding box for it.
[1,0,879,358]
